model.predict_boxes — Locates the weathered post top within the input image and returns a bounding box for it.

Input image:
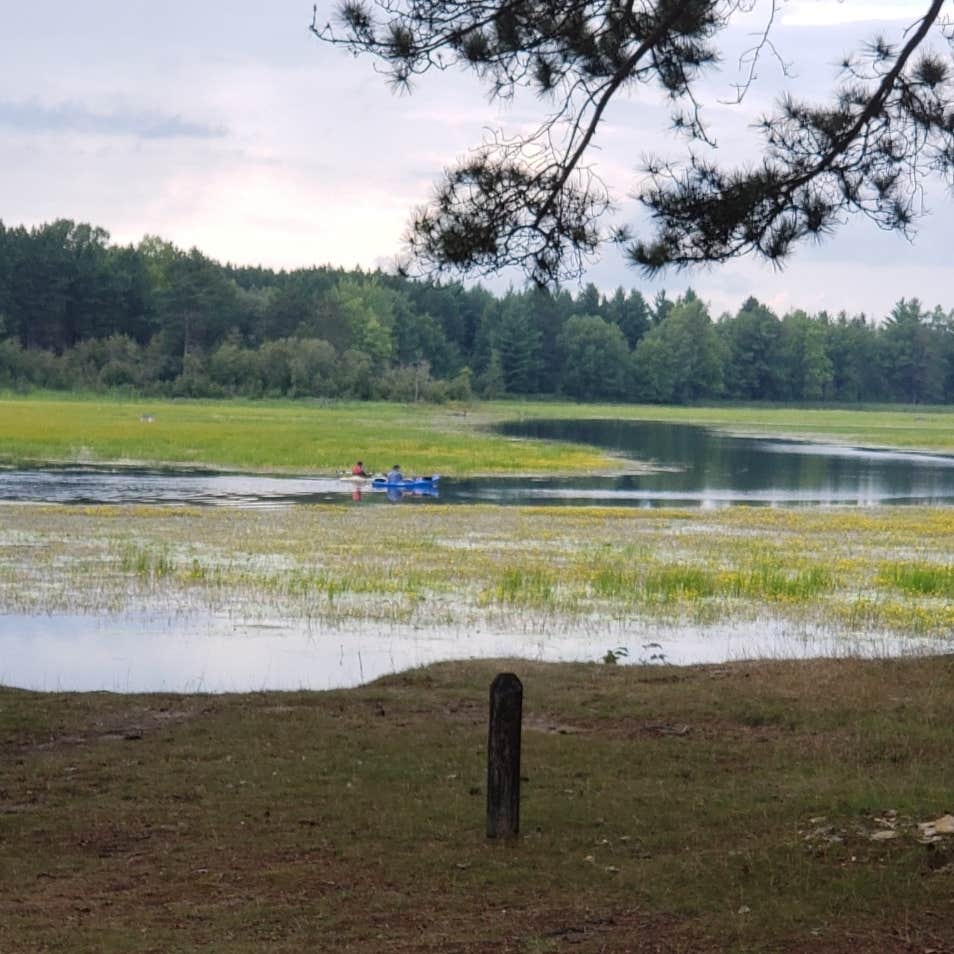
[487,672,523,839]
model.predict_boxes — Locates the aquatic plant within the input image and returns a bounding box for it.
[0,501,951,640]
[878,561,954,598]
[120,544,173,580]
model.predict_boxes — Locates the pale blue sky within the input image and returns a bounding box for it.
[1,0,950,320]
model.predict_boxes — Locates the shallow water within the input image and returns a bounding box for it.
[4,419,953,692]
[491,419,954,506]
[2,611,951,693]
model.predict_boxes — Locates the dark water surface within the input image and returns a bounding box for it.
[486,418,954,506]
[1,419,953,507]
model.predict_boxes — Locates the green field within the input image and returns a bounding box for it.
[2,393,954,475]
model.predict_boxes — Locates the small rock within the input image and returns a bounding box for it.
[918,815,954,839]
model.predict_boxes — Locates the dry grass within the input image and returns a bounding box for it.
[3,656,954,952]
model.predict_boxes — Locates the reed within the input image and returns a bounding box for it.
[119,543,174,580]
[1,503,949,637]
[879,561,954,598]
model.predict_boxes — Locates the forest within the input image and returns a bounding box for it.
[1,218,952,405]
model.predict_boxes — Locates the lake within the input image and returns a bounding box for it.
[2,418,954,507]
[488,418,954,506]
[3,418,953,693]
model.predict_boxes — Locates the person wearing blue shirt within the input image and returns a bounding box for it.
[387,464,402,483]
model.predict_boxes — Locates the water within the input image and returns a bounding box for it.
[0,467,437,507]
[2,419,953,507]
[3,612,950,693]
[487,419,954,506]
[4,419,953,692]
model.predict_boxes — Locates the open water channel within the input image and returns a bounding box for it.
[2,419,954,507]
[3,419,954,692]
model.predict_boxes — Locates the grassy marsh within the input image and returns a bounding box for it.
[0,394,610,476]
[1,503,952,639]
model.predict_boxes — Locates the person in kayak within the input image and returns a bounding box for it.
[387,464,403,483]
[352,461,370,477]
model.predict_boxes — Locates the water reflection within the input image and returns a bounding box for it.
[490,419,954,506]
[0,467,438,508]
[2,611,951,693]
[1,419,953,507]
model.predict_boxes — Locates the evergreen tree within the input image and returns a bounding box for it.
[633,294,723,402]
[604,288,651,349]
[479,349,506,398]
[776,311,834,401]
[314,0,954,283]
[719,297,783,400]
[880,298,947,403]
[494,296,542,393]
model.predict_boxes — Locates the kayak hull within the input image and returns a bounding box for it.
[371,475,440,492]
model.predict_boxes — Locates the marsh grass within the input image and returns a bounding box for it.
[120,543,174,580]
[3,657,954,952]
[487,567,559,608]
[0,503,950,638]
[0,394,609,476]
[879,561,954,598]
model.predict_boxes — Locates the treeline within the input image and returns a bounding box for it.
[1,219,953,404]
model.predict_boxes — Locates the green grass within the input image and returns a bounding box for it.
[489,566,559,606]
[879,561,954,597]
[2,392,954,477]
[0,393,609,476]
[2,657,954,951]
[119,543,174,580]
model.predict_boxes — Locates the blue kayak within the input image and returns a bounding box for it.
[371,474,440,492]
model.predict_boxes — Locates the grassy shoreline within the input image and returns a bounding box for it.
[3,656,954,952]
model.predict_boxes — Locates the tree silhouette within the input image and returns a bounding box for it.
[312,0,954,285]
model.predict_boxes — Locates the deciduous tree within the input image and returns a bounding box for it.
[558,314,630,399]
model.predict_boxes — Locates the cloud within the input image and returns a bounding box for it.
[0,100,226,140]
[780,0,927,27]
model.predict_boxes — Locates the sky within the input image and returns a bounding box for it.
[1,0,951,321]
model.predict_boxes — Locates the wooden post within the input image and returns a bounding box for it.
[487,672,523,839]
